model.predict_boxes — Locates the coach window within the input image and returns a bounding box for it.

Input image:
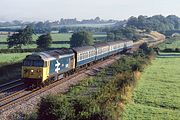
[83,52,85,60]
[80,53,83,60]
[98,49,100,54]
[82,53,85,60]
[77,55,79,61]
[90,51,93,57]
[83,52,86,59]
[88,51,90,58]
[86,52,88,58]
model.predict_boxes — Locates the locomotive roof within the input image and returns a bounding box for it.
[26,48,74,61]
[72,46,95,52]
[43,48,73,56]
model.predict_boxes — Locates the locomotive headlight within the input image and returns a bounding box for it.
[31,70,34,73]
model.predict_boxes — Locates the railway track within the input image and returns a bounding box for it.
[0,79,25,100]
[0,79,23,92]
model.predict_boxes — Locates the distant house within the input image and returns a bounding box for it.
[68,30,74,33]
[0,31,18,35]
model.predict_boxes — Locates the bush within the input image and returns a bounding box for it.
[37,95,75,120]
[175,48,180,52]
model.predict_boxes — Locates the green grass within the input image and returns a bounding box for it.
[0,33,72,42]
[122,57,180,120]
[0,53,30,64]
[0,33,72,49]
[158,38,180,50]
[0,44,8,49]
[0,33,107,49]
[51,33,72,41]
[0,35,8,42]
[32,33,72,42]
[123,104,180,120]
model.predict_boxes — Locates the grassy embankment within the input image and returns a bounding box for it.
[122,56,180,120]
[0,53,30,84]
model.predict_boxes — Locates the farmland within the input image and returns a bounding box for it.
[0,33,106,49]
[0,53,30,65]
[122,57,180,120]
[158,37,180,50]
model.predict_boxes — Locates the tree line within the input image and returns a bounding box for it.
[7,26,52,49]
[126,15,180,34]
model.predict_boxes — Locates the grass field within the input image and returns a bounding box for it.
[158,38,180,50]
[122,57,180,120]
[0,53,30,64]
[0,35,7,42]
[0,33,106,49]
[0,33,72,42]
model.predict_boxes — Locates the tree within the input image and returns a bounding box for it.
[7,26,33,48]
[70,31,94,47]
[36,33,52,49]
[32,21,51,34]
[106,32,114,41]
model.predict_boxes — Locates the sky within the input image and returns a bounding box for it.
[0,0,180,21]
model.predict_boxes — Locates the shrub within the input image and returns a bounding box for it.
[37,95,75,120]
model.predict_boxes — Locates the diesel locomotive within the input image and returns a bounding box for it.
[21,40,133,87]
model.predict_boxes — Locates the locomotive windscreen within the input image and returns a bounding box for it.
[23,60,44,67]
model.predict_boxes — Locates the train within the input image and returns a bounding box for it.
[21,40,133,87]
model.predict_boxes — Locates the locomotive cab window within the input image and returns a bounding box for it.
[23,60,44,67]
[44,61,47,67]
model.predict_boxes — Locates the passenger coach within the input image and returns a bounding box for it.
[72,46,96,68]
[94,43,110,60]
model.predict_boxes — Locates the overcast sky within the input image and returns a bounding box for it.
[0,0,180,21]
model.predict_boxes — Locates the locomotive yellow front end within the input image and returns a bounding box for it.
[22,54,49,87]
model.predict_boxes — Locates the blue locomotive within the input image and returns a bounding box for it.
[22,40,133,87]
